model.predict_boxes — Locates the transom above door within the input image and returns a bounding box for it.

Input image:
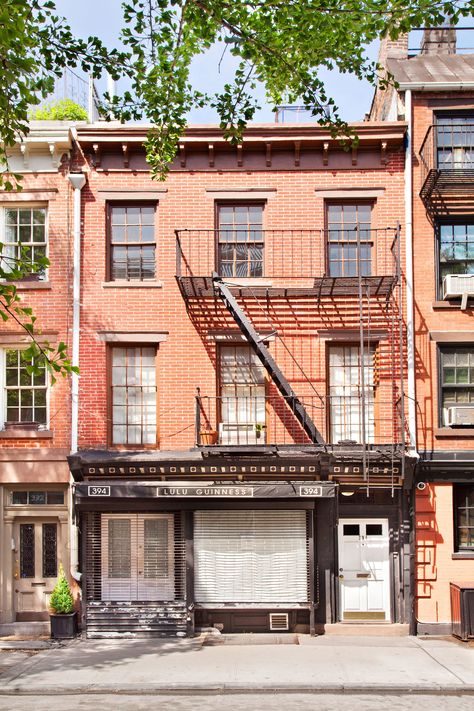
[101,514,174,601]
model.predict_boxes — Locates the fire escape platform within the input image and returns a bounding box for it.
[420,168,474,217]
[176,275,397,300]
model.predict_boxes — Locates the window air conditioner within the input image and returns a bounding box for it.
[443,274,474,300]
[445,406,474,427]
[218,422,265,445]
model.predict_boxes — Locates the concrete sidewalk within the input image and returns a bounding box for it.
[0,634,473,696]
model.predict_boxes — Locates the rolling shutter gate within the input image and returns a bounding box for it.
[194,510,309,603]
[83,512,188,638]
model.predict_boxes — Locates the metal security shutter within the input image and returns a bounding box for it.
[194,510,308,604]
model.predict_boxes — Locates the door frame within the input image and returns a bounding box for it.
[337,517,391,622]
[101,513,175,601]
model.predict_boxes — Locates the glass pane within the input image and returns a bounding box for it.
[42,524,57,578]
[47,492,64,505]
[29,491,46,505]
[12,491,28,504]
[343,524,359,536]
[108,519,131,578]
[19,210,32,225]
[144,518,168,578]
[20,524,35,578]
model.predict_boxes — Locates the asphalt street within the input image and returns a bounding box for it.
[1,693,474,711]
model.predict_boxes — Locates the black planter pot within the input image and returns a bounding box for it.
[50,612,78,639]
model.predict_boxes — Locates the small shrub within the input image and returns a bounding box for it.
[30,99,88,122]
[49,564,75,614]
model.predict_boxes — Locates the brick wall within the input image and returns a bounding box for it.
[77,134,406,451]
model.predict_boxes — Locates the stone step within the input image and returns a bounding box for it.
[0,621,50,637]
[324,623,409,636]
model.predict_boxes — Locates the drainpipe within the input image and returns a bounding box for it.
[404,90,419,636]
[68,171,86,582]
[405,89,417,453]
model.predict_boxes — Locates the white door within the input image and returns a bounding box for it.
[338,518,390,621]
[101,514,174,601]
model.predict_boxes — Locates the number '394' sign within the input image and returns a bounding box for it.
[88,486,111,496]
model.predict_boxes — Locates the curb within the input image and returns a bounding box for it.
[0,684,474,696]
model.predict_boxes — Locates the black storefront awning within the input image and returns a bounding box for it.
[75,480,336,502]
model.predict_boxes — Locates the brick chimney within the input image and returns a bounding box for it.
[378,34,409,66]
[420,26,456,55]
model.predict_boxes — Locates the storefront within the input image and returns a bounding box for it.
[74,480,337,637]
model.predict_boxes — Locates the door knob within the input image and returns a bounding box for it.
[339,574,344,579]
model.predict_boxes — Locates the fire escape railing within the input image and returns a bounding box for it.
[175,228,399,281]
[420,123,474,199]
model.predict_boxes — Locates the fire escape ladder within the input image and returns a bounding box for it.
[212,273,325,445]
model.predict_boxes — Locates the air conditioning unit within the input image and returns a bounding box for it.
[445,406,474,427]
[443,274,474,300]
[218,422,265,445]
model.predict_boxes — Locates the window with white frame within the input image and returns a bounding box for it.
[0,206,48,279]
[440,347,474,425]
[328,344,375,444]
[111,346,157,445]
[1,349,48,427]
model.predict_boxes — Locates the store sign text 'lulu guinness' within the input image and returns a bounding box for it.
[157,486,254,497]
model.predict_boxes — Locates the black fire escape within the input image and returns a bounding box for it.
[176,226,409,490]
[420,122,474,219]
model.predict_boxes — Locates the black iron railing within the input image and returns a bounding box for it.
[176,228,400,281]
[420,123,474,187]
[195,392,404,448]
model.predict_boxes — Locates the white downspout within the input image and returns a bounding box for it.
[68,171,86,582]
[405,89,417,452]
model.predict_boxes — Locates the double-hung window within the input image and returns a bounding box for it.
[328,344,375,444]
[111,346,157,445]
[219,345,266,444]
[439,223,474,285]
[2,349,48,428]
[217,204,264,277]
[109,205,156,281]
[436,116,474,170]
[327,204,372,277]
[440,347,474,425]
[454,485,474,552]
[0,206,47,279]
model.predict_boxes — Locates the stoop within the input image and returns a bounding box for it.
[0,621,50,638]
[324,623,409,636]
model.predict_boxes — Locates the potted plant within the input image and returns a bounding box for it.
[49,564,78,639]
[199,429,218,445]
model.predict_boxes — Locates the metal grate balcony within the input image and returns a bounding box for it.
[176,228,400,300]
[419,124,474,217]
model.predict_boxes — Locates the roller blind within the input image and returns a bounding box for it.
[194,510,308,604]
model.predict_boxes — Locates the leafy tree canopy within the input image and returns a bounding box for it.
[29,98,89,121]
[0,0,472,374]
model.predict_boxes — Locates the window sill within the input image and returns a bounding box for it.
[432,300,472,310]
[6,281,51,291]
[452,552,474,560]
[102,281,163,288]
[0,429,53,439]
[435,428,474,438]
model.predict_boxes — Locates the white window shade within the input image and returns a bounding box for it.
[194,510,309,604]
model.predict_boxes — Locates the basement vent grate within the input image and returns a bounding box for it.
[269,613,289,631]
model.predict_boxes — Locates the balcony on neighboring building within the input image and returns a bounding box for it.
[420,120,474,217]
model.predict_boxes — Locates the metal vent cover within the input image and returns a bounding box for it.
[269,613,289,631]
